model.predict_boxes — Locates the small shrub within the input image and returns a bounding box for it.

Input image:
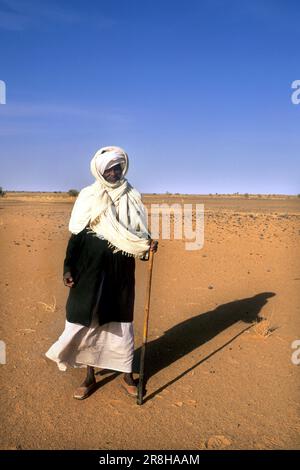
[68,189,79,197]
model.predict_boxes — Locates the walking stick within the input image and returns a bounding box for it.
[137,248,155,405]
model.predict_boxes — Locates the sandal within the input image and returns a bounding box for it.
[120,377,138,398]
[73,381,97,400]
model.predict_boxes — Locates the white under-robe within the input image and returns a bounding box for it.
[45,314,134,373]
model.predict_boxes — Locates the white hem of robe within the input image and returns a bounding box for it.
[45,313,134,373]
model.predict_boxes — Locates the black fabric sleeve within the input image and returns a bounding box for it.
[63,230,86,277]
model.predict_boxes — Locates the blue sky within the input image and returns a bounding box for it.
[0,0,299,194]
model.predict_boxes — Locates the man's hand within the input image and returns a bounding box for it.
[63,272,74,288]
[150,240,158,252]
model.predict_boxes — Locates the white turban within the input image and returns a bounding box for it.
[90,146,129,188]
[96,150,126,175]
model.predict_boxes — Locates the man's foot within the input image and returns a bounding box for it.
[120,373,138,397]
[73,366,97,400]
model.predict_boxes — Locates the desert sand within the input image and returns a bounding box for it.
[0,193,299,450]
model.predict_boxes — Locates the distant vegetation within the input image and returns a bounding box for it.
[68,189,79,197]
[0,187,6,197]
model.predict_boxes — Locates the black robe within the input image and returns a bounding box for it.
[63,228,135,327]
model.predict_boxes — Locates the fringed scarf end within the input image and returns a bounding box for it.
[87,227,143,259]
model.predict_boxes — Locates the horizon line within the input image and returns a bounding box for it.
[1,190,300,197]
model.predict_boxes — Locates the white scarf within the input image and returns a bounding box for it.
[68,146,150,258]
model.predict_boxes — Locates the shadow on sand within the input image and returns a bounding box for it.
[133,291,275,402]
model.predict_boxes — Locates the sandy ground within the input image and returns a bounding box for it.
[0,194,299,450]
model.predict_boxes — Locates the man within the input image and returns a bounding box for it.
[46,146,157,399]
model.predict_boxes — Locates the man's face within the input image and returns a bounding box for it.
[103,164,122,183]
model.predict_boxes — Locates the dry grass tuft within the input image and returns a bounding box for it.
[37,296,57,312]
[252,316,278,339]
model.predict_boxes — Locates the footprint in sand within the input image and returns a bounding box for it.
[204,435,232,449]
